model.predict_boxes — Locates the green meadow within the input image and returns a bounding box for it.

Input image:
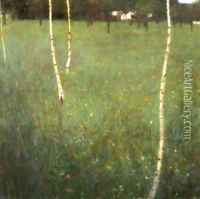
[0,21,199,199]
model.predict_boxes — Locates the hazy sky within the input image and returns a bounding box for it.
[178,0,199,4]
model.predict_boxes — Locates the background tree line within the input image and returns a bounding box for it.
[1,0,200,22]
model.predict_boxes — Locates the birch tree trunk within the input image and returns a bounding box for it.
[65,0,72,73]
[148,0,172,198]
[0,0,6,64]
[48,0,65,103]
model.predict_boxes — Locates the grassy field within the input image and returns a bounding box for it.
[0,20,199,199]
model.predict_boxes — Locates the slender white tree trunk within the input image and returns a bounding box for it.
[148,0,172,199]
[0,0,6,64]
[48,0,65,103]
[65,0,72,73]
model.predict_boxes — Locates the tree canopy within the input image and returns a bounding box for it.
[1,0,200,20]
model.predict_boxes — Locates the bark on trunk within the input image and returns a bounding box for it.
[65,0,72,73]
[48,0,65,103]
[0,0,6,64]
[148,0,172,198]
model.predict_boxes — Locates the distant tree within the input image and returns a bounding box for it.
[101,0,113,33]
[28,0,47,24]
[85,0,102,26]
[1,0,199,22]
[71,0,86,19]
[134,0,157,30]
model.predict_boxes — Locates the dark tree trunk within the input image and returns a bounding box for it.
[39,2,43,26]
[39,18,43,26]
[129,19,134,26]
[107,20,110,33]
[137,21,141,28]
[2,11,6,25]
[86,18,94,27]
[190,21,193,32]
[105,13,111,34]
[144,20,149,31]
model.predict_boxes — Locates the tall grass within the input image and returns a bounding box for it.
[0,21,199,199]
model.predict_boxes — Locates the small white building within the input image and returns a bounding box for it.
[120,14,127,21]
[193,21,200,25]
[178,0,200,4]
[111,10,136,21]
[147,13,153,19]
[120,11,136,21]
[126,11,136,20]
[111,11,123,17]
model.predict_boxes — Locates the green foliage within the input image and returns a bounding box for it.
[3,0,200,20]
